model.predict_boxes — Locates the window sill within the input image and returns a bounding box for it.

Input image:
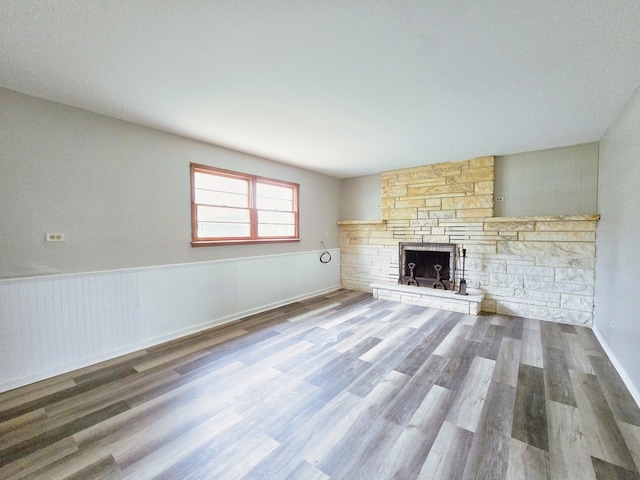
[192,238,301,247]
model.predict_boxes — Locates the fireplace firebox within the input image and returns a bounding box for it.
[398,242,456,290]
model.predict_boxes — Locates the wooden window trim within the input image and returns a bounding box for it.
[191,163,300,246]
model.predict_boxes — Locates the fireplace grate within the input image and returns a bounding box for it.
[398,242,457,290]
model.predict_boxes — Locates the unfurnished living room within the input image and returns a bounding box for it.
[2,2,640,479]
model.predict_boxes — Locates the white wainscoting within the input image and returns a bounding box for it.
[0,249,340,393]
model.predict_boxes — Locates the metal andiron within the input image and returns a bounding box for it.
[407,262,419,286]
[432,264,445,289]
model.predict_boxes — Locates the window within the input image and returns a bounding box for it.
[191,163,300,246]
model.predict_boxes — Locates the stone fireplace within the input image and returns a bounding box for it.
[399,242,456,289]
[338,156,599,326]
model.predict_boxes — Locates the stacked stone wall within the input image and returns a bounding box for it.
[339,157,599,326]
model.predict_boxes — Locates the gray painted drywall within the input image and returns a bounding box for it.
[594,86,640,399]
[339,145,599,222]
[341,174,382,221]
[0,88,342,279]
[494,143,599,217]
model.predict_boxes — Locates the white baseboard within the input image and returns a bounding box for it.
[592,326,640,408]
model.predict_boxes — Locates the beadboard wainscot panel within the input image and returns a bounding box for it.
[0,249,340,392]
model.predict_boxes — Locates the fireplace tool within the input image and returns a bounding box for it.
[456,248,468,295]
[407,262,419,286]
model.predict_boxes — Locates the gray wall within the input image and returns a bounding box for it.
[594,86,640,400]
[341,174,381,221]
[340,145,599,221]
[494,143,599,217]
[0,88,342,279]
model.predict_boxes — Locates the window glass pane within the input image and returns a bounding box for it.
[195,172,248,195]
[197,205,250,223]
[197,222,250,238]
[256,182,292,200]
[195,189,248,208]
[258,211,294,225]
[258,224,295,237]
[192,165,299,243]
[256,197,293,211]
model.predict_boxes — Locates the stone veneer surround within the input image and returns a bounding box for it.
[339,157,599,326]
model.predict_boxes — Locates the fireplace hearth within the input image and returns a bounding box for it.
[399,242,456,290]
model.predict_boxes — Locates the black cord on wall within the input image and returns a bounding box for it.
[320,241,332,263]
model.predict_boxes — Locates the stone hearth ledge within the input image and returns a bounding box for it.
[371,282,484,315]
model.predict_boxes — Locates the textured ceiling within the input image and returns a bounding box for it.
[2,1,640,178]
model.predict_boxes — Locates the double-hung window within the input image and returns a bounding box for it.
[191,163,300,246]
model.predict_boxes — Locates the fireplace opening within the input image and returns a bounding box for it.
[399,242,456,289]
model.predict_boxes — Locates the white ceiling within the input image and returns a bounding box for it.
[2,1,640,178]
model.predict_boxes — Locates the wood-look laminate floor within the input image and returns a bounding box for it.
[1,289,640,480]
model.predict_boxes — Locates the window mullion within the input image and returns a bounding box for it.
[250,177,259,239]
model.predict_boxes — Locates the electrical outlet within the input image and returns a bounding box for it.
[46,233,65,242]
[495,196,505,202]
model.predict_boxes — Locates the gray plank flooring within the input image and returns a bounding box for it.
[1,289,639,479]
